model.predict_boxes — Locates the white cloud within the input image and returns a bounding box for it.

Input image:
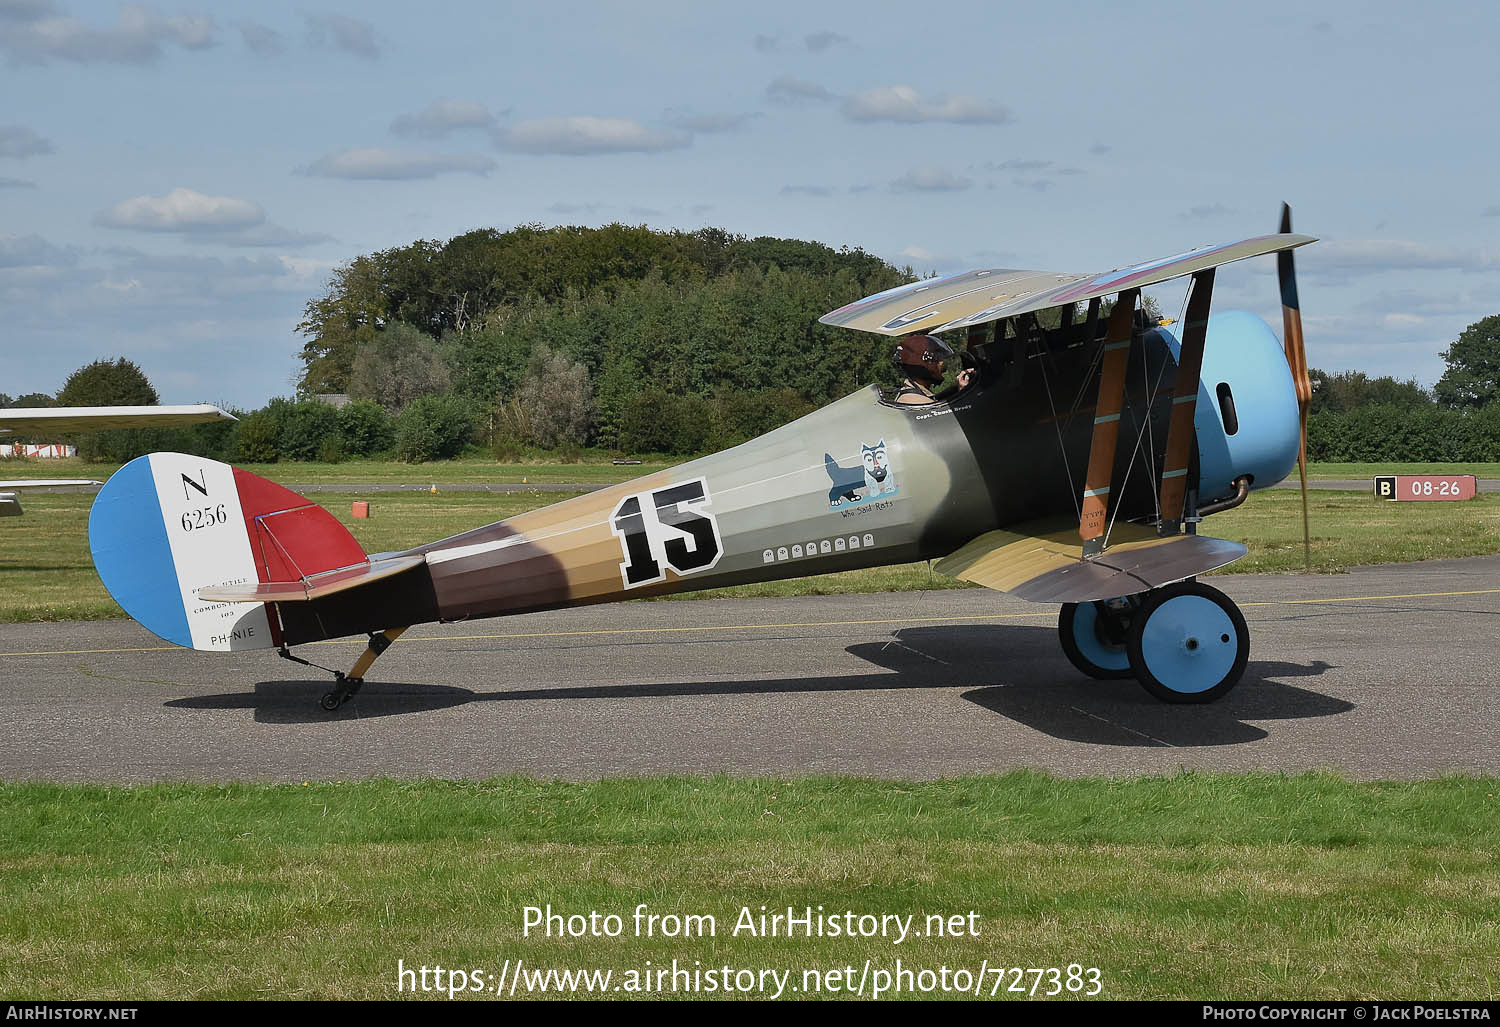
[781,185,833,197]
[766,76,834,103]
[844,85,1012,124]
[0,4,216,65]
[300,148,496,179]
[664,111,756,134]
[1305,240,1500,276]
[239,21,282,56]
[0,123,54,157]
[984,159,1051,172]
[0,233,78,268]
[890,167,972,192]
[391,99,496,138]
[0,2,59,22]
[94,187,265,232]
[497,117,689,155]
[1181,203,1236,220]
[306,12,376,58]
[196,223,332,248]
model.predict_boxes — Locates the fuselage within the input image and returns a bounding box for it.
[275,311,1299,645]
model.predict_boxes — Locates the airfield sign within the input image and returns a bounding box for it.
[1373,474,1477,501]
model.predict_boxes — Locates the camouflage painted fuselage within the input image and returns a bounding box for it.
[275,337,1181,645]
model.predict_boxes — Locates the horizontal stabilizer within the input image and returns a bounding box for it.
[197,555,425,603]
[934,519,1247,603]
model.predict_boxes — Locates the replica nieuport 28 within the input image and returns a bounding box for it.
[88,207,1316,710]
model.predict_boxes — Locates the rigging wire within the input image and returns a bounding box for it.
[1103,292,1172,548]
[1038,306,1108,525]
[1035,325,1082,523]
[1136,284,1193,527]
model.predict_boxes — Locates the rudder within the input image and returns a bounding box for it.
[89,453,367,651]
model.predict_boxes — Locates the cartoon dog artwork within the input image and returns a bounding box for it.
[824,440,898,508]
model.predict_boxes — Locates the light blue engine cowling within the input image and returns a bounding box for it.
[1150,310,1301,504]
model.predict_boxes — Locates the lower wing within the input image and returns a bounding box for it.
[934,518,1246,603]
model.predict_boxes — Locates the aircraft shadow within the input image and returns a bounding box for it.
[165,623,1348,745]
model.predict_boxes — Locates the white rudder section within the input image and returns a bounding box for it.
[146,453,273,651]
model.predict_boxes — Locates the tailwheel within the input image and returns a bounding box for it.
[320,673,364,711]
[1127,582,1248,703]
[1058,597,1138,680]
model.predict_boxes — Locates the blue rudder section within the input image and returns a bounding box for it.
[87,454,192,648]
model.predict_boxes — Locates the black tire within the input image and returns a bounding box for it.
[1127,581,1249,704]
[1058,600,1135,680]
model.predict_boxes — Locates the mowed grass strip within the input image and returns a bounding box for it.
[6,457,1494,487]
[1306,462,1500,479]
[6,488,1500,622]
[0,773,1496,1000]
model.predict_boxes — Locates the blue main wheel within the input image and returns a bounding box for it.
[1058,598,1137,680]
[1127,582,1248,703]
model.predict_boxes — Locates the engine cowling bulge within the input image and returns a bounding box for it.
[1151,310,1301,505]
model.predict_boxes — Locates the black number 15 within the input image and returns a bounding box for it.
[610,479,723,588]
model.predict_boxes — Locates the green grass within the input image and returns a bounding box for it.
[0,773,1496,999]
[1306,462,1500,479]
[6,487,1500,622]
[1204,487,1500,573]
[6,456,1495,487]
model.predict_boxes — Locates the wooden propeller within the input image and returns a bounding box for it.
[1278,202,1312,571]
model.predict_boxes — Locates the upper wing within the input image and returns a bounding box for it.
[0,404,237,435]
[818,268,1088,335]
[820,233,1317,336]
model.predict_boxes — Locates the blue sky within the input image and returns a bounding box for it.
[3,0,1497,408]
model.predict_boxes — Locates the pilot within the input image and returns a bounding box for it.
[892,333,973,405]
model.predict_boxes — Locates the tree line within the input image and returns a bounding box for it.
[8,224,1500,466]
[1301,314,1500,461]
[289,223,912,458]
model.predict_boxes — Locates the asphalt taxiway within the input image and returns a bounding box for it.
[1,556,1497,782]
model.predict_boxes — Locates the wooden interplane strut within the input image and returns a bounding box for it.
[1078,288,1140,554]
[1158,268,1216,533]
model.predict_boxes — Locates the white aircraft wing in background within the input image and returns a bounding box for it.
[0,404,235,517]
[0,404,236,435]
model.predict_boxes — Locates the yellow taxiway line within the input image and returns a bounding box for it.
[4,586,1500,659]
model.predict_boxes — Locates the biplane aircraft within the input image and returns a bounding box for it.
[88,207,1315,709]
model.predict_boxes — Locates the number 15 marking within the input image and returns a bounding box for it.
[610,478,724,589]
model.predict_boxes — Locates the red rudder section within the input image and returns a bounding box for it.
[230,468,368,584]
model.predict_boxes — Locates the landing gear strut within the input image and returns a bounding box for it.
[278,626,408,711]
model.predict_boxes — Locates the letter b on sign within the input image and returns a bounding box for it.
[1374,475,1396,500]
